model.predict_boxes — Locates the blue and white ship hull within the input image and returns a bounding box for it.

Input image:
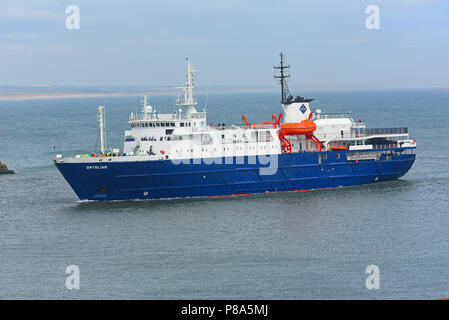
[54,56,417,201]
[55,149,415,201]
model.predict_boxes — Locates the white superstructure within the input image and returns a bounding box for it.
[121,59,284,161]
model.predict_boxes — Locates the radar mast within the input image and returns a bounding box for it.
[176,58,198,116]
[274,52,291,104]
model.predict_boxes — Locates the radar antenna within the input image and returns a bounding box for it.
[274,52,291,104]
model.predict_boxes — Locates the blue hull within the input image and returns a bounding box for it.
[55,149,415,201]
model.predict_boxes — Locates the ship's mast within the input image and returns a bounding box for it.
[274,52,291,104]
[98,105,106,154]
[142,94,148,107]
[176,58,198,116]
[186,58,195,105]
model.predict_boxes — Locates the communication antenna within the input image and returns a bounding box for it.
[204,91,209,112]
[274,52,291,104]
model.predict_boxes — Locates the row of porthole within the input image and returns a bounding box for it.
[172,145,280,153]
[131,122,176,128]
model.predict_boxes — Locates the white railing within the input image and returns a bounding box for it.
[313,112,352,119]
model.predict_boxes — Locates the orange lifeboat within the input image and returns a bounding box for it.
[280,119,316,135]
[330,145,346,151]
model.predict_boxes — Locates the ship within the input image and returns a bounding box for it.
[54,54,416,201]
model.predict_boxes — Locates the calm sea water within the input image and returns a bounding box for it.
[0,89,448,299]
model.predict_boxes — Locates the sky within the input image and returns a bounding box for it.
[0,0,448,90]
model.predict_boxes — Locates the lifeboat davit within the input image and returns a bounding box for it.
[242,113,322,153]
[278,119,322,153]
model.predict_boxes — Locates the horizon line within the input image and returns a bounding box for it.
[0,86,446,102]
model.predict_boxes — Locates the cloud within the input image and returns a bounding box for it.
[387,0,441,7]
[2,32,40,39]
[0,0,60,20]
[0,44,73,55]
[393,44,416,49]
[168,0,245,9]
[139,38,200,48]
